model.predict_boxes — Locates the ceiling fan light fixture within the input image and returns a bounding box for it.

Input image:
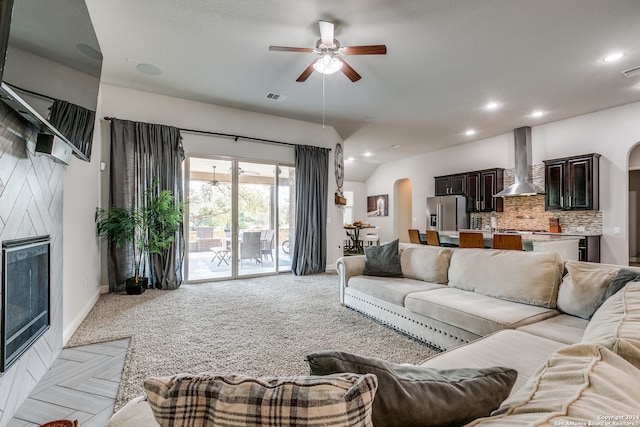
[313,54,343,74]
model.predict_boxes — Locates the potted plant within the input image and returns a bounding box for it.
[95,182,184,294]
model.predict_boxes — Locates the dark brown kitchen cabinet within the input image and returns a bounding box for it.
[480,169,504,212]
[544,153,600,211]
[466,172,480,209]
[465,168,504,212]
[435,173,466,196]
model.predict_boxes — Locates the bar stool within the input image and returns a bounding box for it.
[458,231,485,248]
[425,230,441,246]
[408,229,424,244]
[492,233,523,250]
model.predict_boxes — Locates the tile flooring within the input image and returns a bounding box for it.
[8,339,129,427]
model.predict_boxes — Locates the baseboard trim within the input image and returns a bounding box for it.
[63,288,101,345]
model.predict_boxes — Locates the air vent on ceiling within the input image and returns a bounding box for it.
[621,65,640,78]
[265,92,287,102]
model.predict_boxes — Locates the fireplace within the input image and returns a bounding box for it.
[1,236,50,372]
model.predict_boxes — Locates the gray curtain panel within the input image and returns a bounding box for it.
[291,145,329,275]
[108,118,185,291]
[48,99,96,160]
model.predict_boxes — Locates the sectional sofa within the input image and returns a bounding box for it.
[337,242,640,424]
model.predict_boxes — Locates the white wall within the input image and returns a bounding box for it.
[343,181,367,223]
[61,92,103,344]
[62,152,103,342]
[363,102,640,265]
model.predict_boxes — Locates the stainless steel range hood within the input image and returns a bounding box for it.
[494,126,538,197]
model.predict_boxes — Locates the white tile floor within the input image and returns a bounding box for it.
[9,339,129,427]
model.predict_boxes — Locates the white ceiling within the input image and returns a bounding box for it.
[84,0,640,181]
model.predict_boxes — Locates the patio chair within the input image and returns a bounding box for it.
[261,230,275,261]
[240,231,262,266]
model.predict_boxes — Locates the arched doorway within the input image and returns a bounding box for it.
[394,178,412,243]
[629,144,640,266]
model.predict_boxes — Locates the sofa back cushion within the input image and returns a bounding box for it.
[145,372,377,427]
[400,246,452,284]
[582,281,640,345]
[556,261,619,319]
[448,249,564,308]
[468,338,640,426]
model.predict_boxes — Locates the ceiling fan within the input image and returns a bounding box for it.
[209,166,219,186]
[269,20,387,82]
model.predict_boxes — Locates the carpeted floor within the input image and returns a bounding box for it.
[67,273,438,410]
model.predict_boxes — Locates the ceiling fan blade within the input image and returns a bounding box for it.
[296,61,316,82]
[318,20,334,46]
[341,45,387,55]
[269,46,314,53]
[338,58,361,82]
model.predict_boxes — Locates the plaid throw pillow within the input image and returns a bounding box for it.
[144,372,378,427]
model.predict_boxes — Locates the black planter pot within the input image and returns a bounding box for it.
[125,277,148,295]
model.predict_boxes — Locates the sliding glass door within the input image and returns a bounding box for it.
[185,156,294,282]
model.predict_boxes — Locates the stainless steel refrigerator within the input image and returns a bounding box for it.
[426,195,469,231]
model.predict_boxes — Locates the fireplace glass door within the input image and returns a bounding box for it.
[2,236,50,372]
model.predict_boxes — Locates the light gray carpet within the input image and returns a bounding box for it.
[66,273,438,410]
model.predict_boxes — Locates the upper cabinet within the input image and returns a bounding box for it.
[544,153,600,211]
[480,169,504,212]
[466,168,504,212]
[435,168,504,212]
[435,173,466,195]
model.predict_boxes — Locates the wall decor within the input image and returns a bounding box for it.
[367,194,388,217]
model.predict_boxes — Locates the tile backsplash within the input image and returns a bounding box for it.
[471,163,603,234]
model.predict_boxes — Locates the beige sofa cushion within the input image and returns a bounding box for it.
[347,275,444,306]
[144,372,377,427]
[107,396,159,427]
[469,338,640,426]
[556,260,619,319]
[447,249,564,308]
[405,288,559,336]
[515,314,588,344]
[400,246,452,284]
[419,330,565,398]
[582,281,640,345]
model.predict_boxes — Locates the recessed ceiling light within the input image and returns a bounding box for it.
[363,152,372,157]
[531,110,545,118]
[603,52,624,62]
[390,144,400,149]
[346,157,354,162]
[465,129,476,136]
[485,102,500,110]
[137,63,162,76]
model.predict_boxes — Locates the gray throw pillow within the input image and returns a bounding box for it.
[306,350,517,427]
[591,269,640,316]
[363,238,402,277]
[606,269,640,299]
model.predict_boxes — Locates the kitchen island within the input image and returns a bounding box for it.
[426,230,582,260]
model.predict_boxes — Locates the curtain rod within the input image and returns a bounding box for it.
[103,116,320,149]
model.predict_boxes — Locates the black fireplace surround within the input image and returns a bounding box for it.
[1,235,50,372]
